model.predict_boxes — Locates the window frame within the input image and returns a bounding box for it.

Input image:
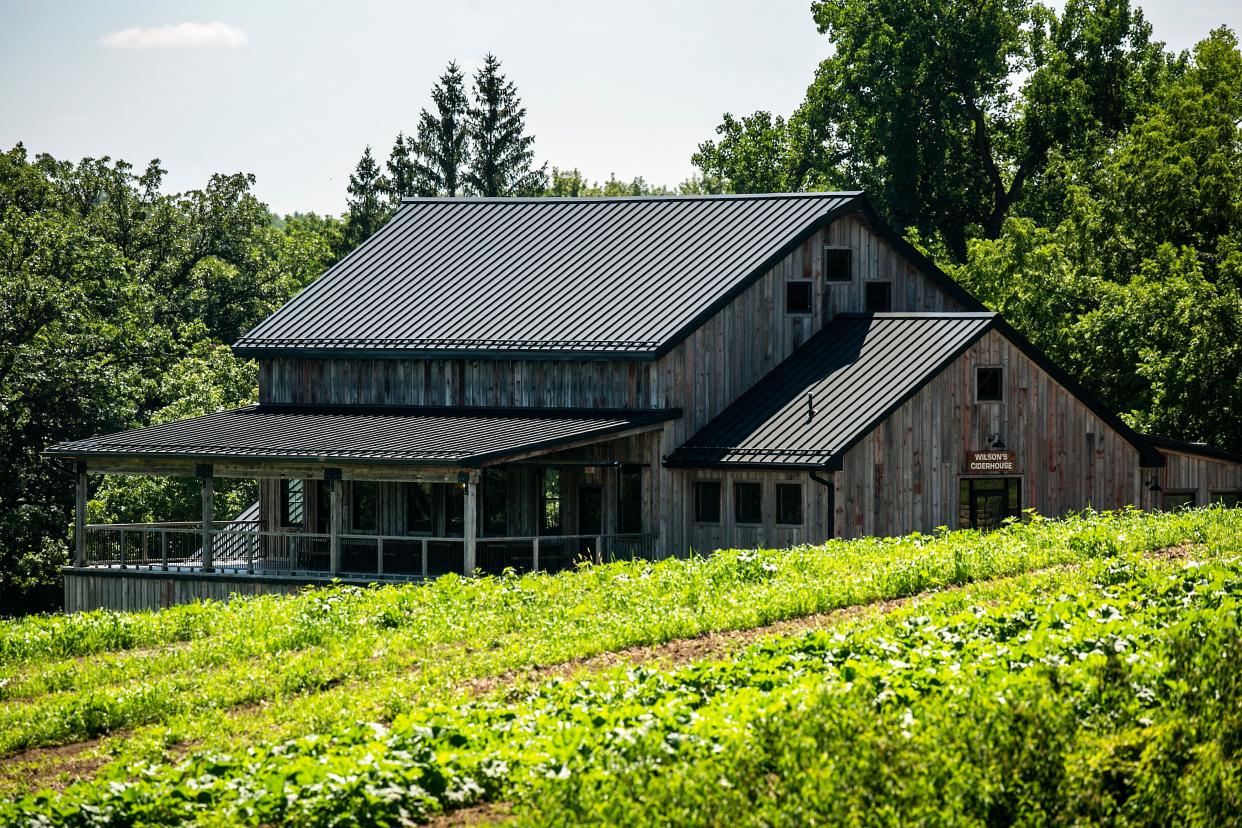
[693,480,722,524]
[618,465,643,534]
[784,280,813,316]
[406,481,434,535]
[822,246,853,283]
[864,280,892,313]
[350,481,379,533]
[540,468,562,536]
[1210,490,1241,508]
[733,481,763,526]
[976,366,1004,403]
[1162,490,1197,511]
[775,483,803,526]
[279,478,305,529]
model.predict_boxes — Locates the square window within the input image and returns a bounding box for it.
[776,483,803,525]
[823,247,852,282]
[280,479,304,528]
[407,482,433,534]
[864,281,892,313]
[1162,491,1196,511]
[694,481,722,523]
[977,367,1003,402]
[734,481,763,525]
[785,281,813,315]
[351,482,379,531]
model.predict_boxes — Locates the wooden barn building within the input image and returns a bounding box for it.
[48,193,1242,610]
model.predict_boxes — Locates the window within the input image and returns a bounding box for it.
[482,468,508,535]
[694,480,722,523]
[776,483,803,525]
[977,367,1003,402]
[864,281,892,313]
[1211,491,1241,508]
[351,481,379,531]
[618,466,643,533]
[959,477,1021,530]
[540,469,562,534]
[823,247,852,282]
[315,481,330,533]
[1162,491,1196,511]
[785,281,813,315]
[444,483,465,536]
[406,482,433,534]
[280,479,304,528]
[734,482,763,525]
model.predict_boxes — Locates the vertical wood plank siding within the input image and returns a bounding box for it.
[1158,451,1242,505]
[837,329,1146,538]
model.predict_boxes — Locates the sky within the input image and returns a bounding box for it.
[2,0,1240,217]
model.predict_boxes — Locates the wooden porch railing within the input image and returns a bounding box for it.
[78,523,659,580]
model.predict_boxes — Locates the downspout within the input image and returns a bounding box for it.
[809,469,836,540]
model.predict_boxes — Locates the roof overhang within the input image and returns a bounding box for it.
[46,405,680,471]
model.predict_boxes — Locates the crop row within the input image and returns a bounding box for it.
[7,529,1240,825]
[2,508,1232,761]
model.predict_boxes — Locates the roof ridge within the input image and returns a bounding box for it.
[399,191,865,205]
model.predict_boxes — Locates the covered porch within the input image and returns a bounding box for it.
[49,404,675,607]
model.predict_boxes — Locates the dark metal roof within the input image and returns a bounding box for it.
[1142,433,1242,465]
[234,193,869,359]
[46,405,679,468]
[666,313,997,468]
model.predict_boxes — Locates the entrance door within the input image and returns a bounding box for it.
[960,478,1021,530]
[577,485,602,558]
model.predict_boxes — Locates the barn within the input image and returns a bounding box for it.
[47,192,1242,610]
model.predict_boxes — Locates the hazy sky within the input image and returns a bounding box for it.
[3,0,1239,216]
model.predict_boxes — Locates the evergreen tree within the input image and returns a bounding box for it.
[343,146,389,250]
[465,54,547,196]
[412,61,470,196]
[384,133,417,207]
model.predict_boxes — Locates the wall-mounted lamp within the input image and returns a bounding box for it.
[1145,474,1163,493]
[985,432,1007,451]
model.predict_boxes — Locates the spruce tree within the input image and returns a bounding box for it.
[465,54,547,196]
[343,146,389,250]
[384,132,417,206]
[412,61,469,196]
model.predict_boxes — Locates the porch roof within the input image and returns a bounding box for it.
[46,405,678,468]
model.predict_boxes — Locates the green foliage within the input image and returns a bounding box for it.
[0,144,337,611]
[410,61,471,197]
[465,53,548,197]
[543,168,675,198]
[2,508,1238,824]
[342,145,390,250]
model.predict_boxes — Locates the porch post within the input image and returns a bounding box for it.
[197,464,214,572]
[74,461,87,567]
[326,469,342,574]
[463,472,478,576]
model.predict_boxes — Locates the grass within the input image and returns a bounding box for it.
[0,507,1238,824]
[0,506,1237,824]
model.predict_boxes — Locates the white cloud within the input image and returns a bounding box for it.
[99,22,249,51]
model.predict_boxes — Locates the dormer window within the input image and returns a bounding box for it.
[823,247,852,282]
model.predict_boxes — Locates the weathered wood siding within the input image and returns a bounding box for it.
[836,329,1145,538]
[261,358,657,408]
[672,468,835,554]
[654,216,965,447]
[1158,450,1242,505]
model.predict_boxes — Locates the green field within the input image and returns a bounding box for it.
[1,507,1240,825]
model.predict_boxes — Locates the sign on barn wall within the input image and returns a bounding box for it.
[965,451,1017,473]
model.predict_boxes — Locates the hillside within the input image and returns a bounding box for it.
[1,508,1240,825]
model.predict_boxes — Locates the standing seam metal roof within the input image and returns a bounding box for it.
[234,193,863,358]
[45,406,679,467]
[666,314,997,468]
